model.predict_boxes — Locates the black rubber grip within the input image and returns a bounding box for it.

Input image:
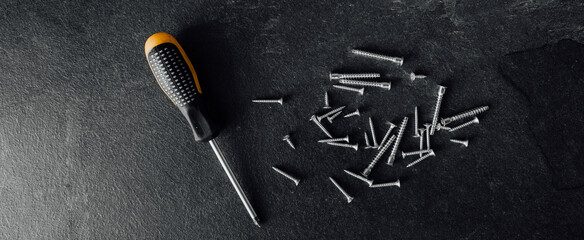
[147,43,219,142]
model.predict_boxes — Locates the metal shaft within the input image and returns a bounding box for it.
[350,49,404,66]
[430,86,446,135]
[209,139,260,227]
[338,79,391,90]
[387,116,408,166]
[441,106,489,126]
[330,73,381,80]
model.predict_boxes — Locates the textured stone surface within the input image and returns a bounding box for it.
[0,0,583,239]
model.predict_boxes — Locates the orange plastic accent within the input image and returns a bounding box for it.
[144,32,203,95]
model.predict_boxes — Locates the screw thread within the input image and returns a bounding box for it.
[329,177,353,203]
[402,149,433,158]
[414,106,419,137]
[362,135,396,177]
[317,106,346,121]
[344,170,372,185]
[338,79,391,89]
[387,117,408,166]
[406,151,436,168]
[448,117,479,132]
[370,180,400,188]
[379,123,396,147]
[331,73,381,80]
[327,142,358,151]
[419,128,425,156]
[364,132,371,147]
[442,106,489,125]
[369,118,378,148]
[430,86,446,135]
[272,167,300,185]
[284,138,295,149]
[344,110,360,118]
[351,49,404,66]
[311,117,333,138]
[327,111,343,122]
[333,85,364,95]
[324,92,330,108]
[318,136,349,143]
[252,98,283,104]
[450,139,469,147]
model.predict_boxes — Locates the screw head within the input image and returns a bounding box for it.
[472,117,480,124]
[330,73,341,80]
[396,58,404,66]
[395,179,401,188]
[401,151,406,159]
[440,118,448,126]
[380,83,391,90]
[347,196,354,203]
[351,144,358,151]
[293,179,301,186]
[429,149,436,157]
[282,134,290,141]
[357,88,365,95]
[437,85,447,95]
[309,115,317,122]
[409,72,416,81]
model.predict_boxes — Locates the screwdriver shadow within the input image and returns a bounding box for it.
[177,24,265,220]
[177,23,239,129]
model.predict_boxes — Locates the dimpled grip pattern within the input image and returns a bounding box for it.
[148,43,197,107]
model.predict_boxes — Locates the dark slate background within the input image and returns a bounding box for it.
[1,0,583,239]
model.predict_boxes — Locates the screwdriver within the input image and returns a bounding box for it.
[144,32,260,227]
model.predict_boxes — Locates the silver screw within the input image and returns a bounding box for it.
[329,177,354,203]
[364,132,372,148]
[409,73,427,81]
[369,117,379,148]
[406,150,436,168]
[401,149,433,158]
[449,117,479,132]
[327,110,343,123]
[379,122,397,147]
[327,142,358,151]
[450,139,469,147]
[324,91,331,109]
[430,85,447,135]
[370,179,400,188]
[387,116,408,166]
[272,166,300,186]
[318,135,349,143]
[441,106,489,126]
[344,109,360,118]
[436,123,452,131]
[282,134,295,149]
[309,115,333,138]
[252,98,283,105]
[330,73,381,80]
[424,123,431,150]
[333,85,364,95]
[338,79,391,90]
[418,128,425,157]
[317,106,346,121]
[344,169,373,186]
[362,135,396,177]
[414,106,420,137]
[350,49,404,66]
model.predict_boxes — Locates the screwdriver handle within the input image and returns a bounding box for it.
[145,32,219,142]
